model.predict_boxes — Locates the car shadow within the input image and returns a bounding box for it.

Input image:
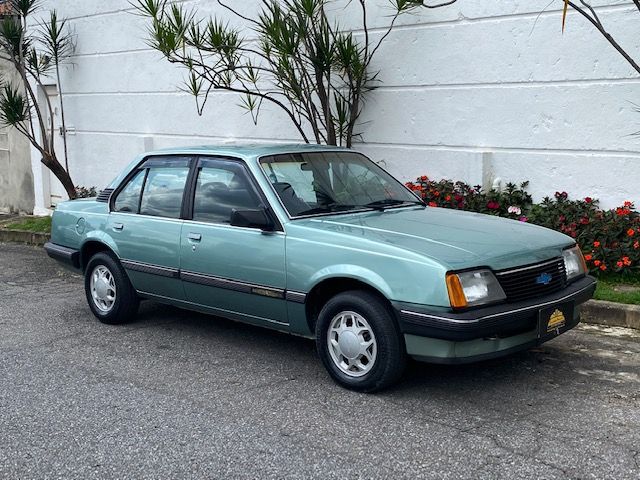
[131,299,591,397]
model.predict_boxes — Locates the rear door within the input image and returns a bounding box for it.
[108,156,193,300]
[179,157,287,326]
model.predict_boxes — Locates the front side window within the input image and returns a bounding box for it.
[192,159,262,224]
[260,152,421,217]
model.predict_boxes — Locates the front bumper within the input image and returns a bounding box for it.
[394,275,596,364]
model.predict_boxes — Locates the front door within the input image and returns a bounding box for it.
[108,155,193,300]
[179,157,287,326]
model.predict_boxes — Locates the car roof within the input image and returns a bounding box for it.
[143,143,348,159]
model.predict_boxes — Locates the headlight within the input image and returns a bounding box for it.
[446,269,506,309]
[563,245,587,282]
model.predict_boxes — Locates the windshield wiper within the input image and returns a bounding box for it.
[296,203,360,216]
[362,199,425,211]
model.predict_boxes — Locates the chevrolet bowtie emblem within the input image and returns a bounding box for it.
[536,273,553,285]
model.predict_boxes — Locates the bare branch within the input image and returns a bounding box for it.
[422,0,458,8]
[566,0,640,75]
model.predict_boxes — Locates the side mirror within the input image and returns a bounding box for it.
[230,208,275,231]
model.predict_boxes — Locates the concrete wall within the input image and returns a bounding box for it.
[33,0,640,211]
[0,60,34,215]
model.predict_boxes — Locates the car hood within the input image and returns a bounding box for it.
[294,206,575,271]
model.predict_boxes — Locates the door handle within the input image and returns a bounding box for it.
[113,223,124,231]
[188,232,202,242]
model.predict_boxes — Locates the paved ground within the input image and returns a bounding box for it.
[1,243,639,479]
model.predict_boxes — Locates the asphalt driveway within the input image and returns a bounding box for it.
[1,243,639,479]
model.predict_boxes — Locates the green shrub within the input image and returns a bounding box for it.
[75,186,97,198]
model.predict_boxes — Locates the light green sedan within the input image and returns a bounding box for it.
[45,145,596,391]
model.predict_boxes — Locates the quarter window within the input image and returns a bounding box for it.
[113,169,146,213]
[192,160,261,224]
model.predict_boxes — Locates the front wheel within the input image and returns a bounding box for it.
[84,252,139,325]
[316,290,406,392]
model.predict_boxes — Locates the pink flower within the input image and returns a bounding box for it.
[507,206,521,215]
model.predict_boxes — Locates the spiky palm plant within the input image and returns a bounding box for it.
[134,0,458,147]
[0,0,76,199]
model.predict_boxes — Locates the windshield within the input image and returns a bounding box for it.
[260,151,423,217]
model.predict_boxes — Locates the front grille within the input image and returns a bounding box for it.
[496,258,566,303]
[96,188,114,203]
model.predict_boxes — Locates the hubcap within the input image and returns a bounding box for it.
[327,311,377,377]
[90,265,116,313]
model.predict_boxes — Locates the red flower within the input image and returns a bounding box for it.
[420,175,428,181]
[584,254,592,261]
[623,256,632,266]
[600,264,607,271]
[628,229,635,237]
[624,200,633,207]
[593,241,601,248]
[579,217,589,225]
[616,261,624,268]
[634,241,640,249]
[487,201,500,210]
[428,201,437,207]
[584,197,593,203]
[594,260,601,266]
[445,195,451,202]
[555,191,568,200]
[616,208,631,216]
[434,191,440,197]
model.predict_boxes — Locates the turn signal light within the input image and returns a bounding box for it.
[446,273,468,309]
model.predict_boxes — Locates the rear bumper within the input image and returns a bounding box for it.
[44,242,81,270]
[394,275,596,363]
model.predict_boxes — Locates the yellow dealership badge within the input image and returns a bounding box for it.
[547,309,566,332]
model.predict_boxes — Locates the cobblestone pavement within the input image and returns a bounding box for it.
[1,243,639,479]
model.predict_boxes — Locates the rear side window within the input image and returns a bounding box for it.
[113,170,146,213]
[112,156,191,218]
[139,167,189,218]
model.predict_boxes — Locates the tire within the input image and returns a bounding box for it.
[84,251,139,325]
[316,290,406,392]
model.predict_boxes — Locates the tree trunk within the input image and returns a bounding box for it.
[42,154,77,200]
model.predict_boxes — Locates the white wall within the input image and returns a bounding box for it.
[35,0,640,211]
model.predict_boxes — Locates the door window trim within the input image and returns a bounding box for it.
[109,153,283,232]
[184,155,283,232]
[109,154,195,217]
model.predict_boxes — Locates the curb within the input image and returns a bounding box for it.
[0,229,50,246]
[580,300,640,331]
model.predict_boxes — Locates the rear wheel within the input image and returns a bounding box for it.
[84,252,139,324]
[316,290,406,392]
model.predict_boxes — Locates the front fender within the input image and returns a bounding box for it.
[308,264,394,299]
